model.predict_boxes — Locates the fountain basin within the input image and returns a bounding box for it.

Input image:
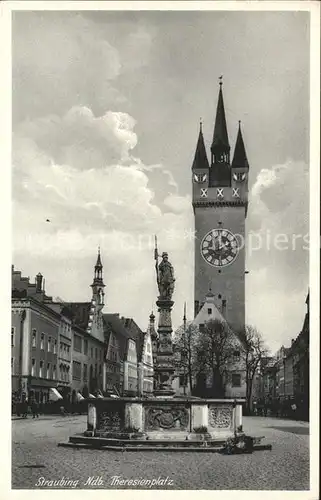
[86,397,243,439]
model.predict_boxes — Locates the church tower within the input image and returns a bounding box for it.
[192,81,249,332]
[87,247,106,339]
[90,247,105,310]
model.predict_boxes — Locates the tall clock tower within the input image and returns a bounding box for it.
[192,81,249,332]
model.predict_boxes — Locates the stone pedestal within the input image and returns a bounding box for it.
[153,299,175,397]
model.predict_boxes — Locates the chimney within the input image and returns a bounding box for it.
[35,272,43,293]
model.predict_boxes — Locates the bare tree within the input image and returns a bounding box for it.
[174,321,200,393]
[195,319,235,397]
[240,325,269,410]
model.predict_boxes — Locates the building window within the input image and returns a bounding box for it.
[46,363,51,379]
[73,334,82,353]
[199,323,205,333]
[233,350,240,362]
[39,360,44,378]
[53,365,56,380]
[54,340,57,354]
[83,364,87,381]
[11,327,15,347]
[40,333,44,350]
[48,336,51,352]
[11,357,14,372]
[95,348,98,359]
[72,361,81,380]
[32,329,37,347]
[91,348,93,358]
[207,308,212,315]
[232,373,241,387]
[84,339,88,355]
[31,359,36,377]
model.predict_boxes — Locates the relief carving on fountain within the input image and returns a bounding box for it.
[208,405,233,429]
[145,405,189,431]
[97,409,123,431]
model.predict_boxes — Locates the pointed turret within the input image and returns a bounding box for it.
[211,80,230,162]
[148,311,157,338]
[148,311,158,367]
[232,121,249,169]
[192,121,209,170]
[183,302,187,331]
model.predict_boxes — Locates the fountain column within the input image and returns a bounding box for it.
[153,241,176,397]
[153,298,175,397]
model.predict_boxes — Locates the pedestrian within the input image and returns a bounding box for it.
[31,399,39,418]
[22,400,28,418]
[253,401,257,416]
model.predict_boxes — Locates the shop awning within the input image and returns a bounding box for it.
[76,392,84,401]
[49,388,63,401]
[88,393,96,399]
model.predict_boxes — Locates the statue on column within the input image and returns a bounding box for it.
[154,236,175,300]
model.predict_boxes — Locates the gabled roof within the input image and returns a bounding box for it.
[193,294,247,348]
[103,313,136,362]
[120,317,145,363]
[193,296,226,325]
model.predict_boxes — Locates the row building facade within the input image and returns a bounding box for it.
[11,250,155,405]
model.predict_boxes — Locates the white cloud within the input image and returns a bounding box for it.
[246,159,309,350]
[163,194,191,213]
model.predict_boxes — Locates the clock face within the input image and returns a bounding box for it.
[200,229,239,267]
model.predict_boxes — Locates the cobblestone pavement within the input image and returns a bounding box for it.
[12,415,309,490]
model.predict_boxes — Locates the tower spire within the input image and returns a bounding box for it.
[192,120,209,170]
[91,247,105,306]
[95,245,103,268]
[232,120,249,169]
[183,302,187,331]
[211,78,230,156]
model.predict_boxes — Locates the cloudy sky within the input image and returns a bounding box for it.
[12,9,310,352]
